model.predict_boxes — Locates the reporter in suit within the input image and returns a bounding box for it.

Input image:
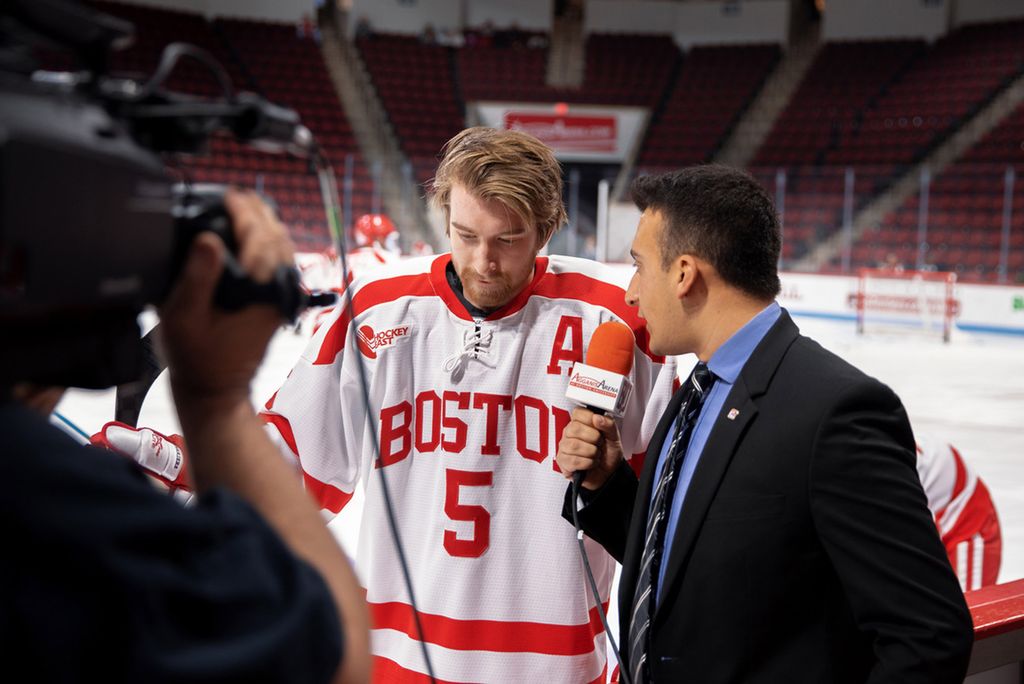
[556,166,972,683]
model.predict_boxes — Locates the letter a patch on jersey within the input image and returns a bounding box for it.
[546,315,583,375]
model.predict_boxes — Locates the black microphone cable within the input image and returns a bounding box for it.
[571,467,633,684]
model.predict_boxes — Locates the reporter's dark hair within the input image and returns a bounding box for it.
[631,165,781,300]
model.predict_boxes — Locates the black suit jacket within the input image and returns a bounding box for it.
[565,310,972,683]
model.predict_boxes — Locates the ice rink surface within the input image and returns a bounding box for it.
[796,317,1024,585]
[57,312,1024,584]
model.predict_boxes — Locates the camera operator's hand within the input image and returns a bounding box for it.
[158,188,292,407]
[156,188,371,684]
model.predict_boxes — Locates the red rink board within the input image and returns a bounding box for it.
[966,578,1024,676]
[969,579,1024,639]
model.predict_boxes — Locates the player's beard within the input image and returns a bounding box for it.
[457,264,523,310]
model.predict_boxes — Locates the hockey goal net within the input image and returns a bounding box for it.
[855,268,959,342]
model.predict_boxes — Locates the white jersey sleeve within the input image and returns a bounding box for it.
[916,434,978,534]
[261,298,370,514]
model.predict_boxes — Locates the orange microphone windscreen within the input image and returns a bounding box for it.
[585,321,635,376]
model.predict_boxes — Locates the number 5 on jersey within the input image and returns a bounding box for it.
[444,469,493,557]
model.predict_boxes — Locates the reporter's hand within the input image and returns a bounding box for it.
[555,407,624,491]
[158,188,294,407]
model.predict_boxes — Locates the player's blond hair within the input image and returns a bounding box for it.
[430,127,567,244]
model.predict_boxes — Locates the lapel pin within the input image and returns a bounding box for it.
[727,408,740,420]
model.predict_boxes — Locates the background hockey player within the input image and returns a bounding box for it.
[295,214,403,335]
[259,127,678,682]
[917,433,1002,590]
[345,213,402,279]
[298,213,403,295]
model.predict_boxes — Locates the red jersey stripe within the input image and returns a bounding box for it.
[371,657,457,684]
[260,412,298,457]
[302,472,353,514]
[370,600,609,656]
[260,412,353,513]
[371,656,608,684]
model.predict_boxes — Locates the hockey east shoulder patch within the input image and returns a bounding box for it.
[357,324,413,359]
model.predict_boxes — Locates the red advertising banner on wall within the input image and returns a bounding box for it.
[503,112,617,153]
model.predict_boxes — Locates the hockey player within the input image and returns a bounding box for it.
[345,213,401,280]
[260,127,678,682]
[916,434,1002,590]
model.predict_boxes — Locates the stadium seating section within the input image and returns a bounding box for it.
[355,33,464,186]
[37,4,1024,281]
[457,30,554,103]
[751,21,1024,276]
[638,44,780,169]
[863,101,1024,281]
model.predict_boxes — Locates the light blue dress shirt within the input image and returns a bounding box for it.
[652,301,782,604]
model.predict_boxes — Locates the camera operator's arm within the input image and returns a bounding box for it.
[158,189,370,684]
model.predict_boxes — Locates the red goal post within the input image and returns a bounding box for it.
[855,268,959,343]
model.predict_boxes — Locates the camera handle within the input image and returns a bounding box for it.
[214,256,333,321]
[173,183,335,323]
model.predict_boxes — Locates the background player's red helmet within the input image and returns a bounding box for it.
[353,213,397,247]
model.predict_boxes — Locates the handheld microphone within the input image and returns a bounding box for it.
[567,320,635,416]
[566,321,635,486]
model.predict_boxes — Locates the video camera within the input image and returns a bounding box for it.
[0,0,333,389]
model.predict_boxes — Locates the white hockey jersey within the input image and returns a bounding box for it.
[296,246,400,294]
[262,253,677,683]
[916,435,1001,590]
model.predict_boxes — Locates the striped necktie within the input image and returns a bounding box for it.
[627,362,714,683]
